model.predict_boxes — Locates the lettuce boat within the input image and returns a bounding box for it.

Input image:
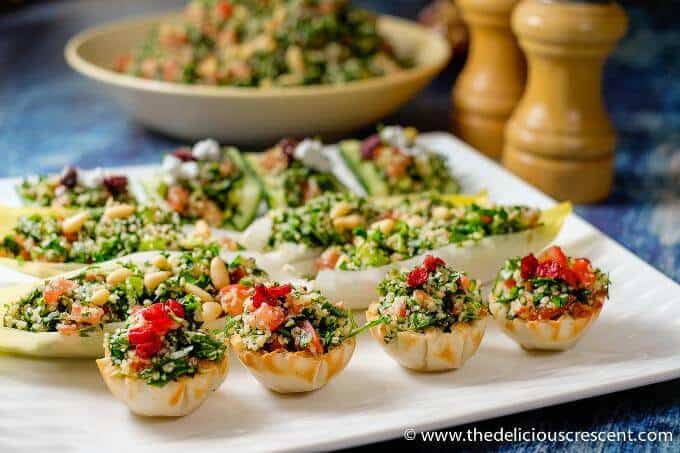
[244,138,347,209]
[142,140,262,230]
[314,202,572,309]
[0,203,217,278]
[339,126,459,196]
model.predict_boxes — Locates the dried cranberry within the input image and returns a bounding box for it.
[360,134,382,160]
[252,284,270,308]
[267,284,292,300]
[102,175,128,195]
[172,147,196,162]
[128,324,157,345]
[277,137,299,163]
[407,267,429,288]
[229,267,245,284]
[423,255,445,272]
[135,336,163,359]
[165,300,185,319]
[520,254,539,279]
[59,166,78,188]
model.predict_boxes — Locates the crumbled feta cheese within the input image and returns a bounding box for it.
[179,161,200,180]
[77,167,106,189]
[162,154,182,175]
[192,138,221,161]
[293,138,331,172]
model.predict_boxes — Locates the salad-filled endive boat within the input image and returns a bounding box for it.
[366,255,487,371]
[488,246,610,351]
[227,282,357,393]
[18,165,132,208]
[314,201,572,309]
[97,299,228,417]
[145,139,262,230]
[339,126,459,196]
[0,203,218,278]
[0,246,267,357]
[244,138,346,209]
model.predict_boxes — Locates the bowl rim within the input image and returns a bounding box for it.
[64,11,451,99]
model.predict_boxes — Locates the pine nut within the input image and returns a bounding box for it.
[330,201,352,219]
[201,301,223,322]
[432,206,450,220]
[209,256,230,290]
[144,271,172,291]
[152,255,170,270]
[406,216,425,228]
[333,214,363,231]
[185,282,213,302]
[61,212,89,234]
[194,220,211,239]
[103,204,135,220]
[106,268,133,286]
[372,218,395,235]
[91,288,110,306]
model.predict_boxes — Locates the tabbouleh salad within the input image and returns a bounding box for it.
[116,0,407,87]
[372,255,485,343]
[489,246,610,321]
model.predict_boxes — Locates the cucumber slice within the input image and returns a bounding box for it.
[338,140,389,197]
[225,147,263,231]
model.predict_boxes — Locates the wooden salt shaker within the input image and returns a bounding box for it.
[452,0,526,159]
[503,0,627,202]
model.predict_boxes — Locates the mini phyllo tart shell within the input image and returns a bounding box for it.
[226,282,356,393]
[366,255,487,372]
[366,304,485,371]
[97,355,228,417]
[231,335,355,393]
[489,246,610,351]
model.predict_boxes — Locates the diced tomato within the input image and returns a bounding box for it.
[141,303,179,334]
[128,324,157,346]
[505,278,516,288]
[423,255,445,272]
[458,275,471,291]
[165,300,185,319]
[520,254,538,280]
[267,284,292,300]
[219,284,251,315]
[407,267,429,288]
[393,299,407,319]
[56,323,78,336]
[213,0,233,21]
[115,53,132,72]
[536,260,578,287]
[252,304,286,332]
[43,278,76,306]
[481,215,492,224]
[70,303,104,325]
[167,185,189,214]
[301,320,323,355]
[571,258,595,287]
[141,303,166,321]
[538,246,568,268]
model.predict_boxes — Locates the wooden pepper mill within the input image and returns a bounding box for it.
[503,0,627,202]
[452,0,526,159]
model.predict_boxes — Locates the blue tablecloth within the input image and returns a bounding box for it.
[1,1,678,450]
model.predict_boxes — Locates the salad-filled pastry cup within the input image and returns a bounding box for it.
[227,282,357,393]
[244,137,346,209]
[98,299,228,417]
[17,165,133,208]
[366,255,486,371]
[315,201,571,309]
[489,246,610,351]
[339,125,459,196]
[0,203,214,278]
[144,139,262,230]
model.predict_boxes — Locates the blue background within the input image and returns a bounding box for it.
[1,0,678,450]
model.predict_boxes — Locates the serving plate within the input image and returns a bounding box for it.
[64,13,450,144]
[1,133,679,452]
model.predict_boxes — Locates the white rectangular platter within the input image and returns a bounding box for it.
[1,133,679,452]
